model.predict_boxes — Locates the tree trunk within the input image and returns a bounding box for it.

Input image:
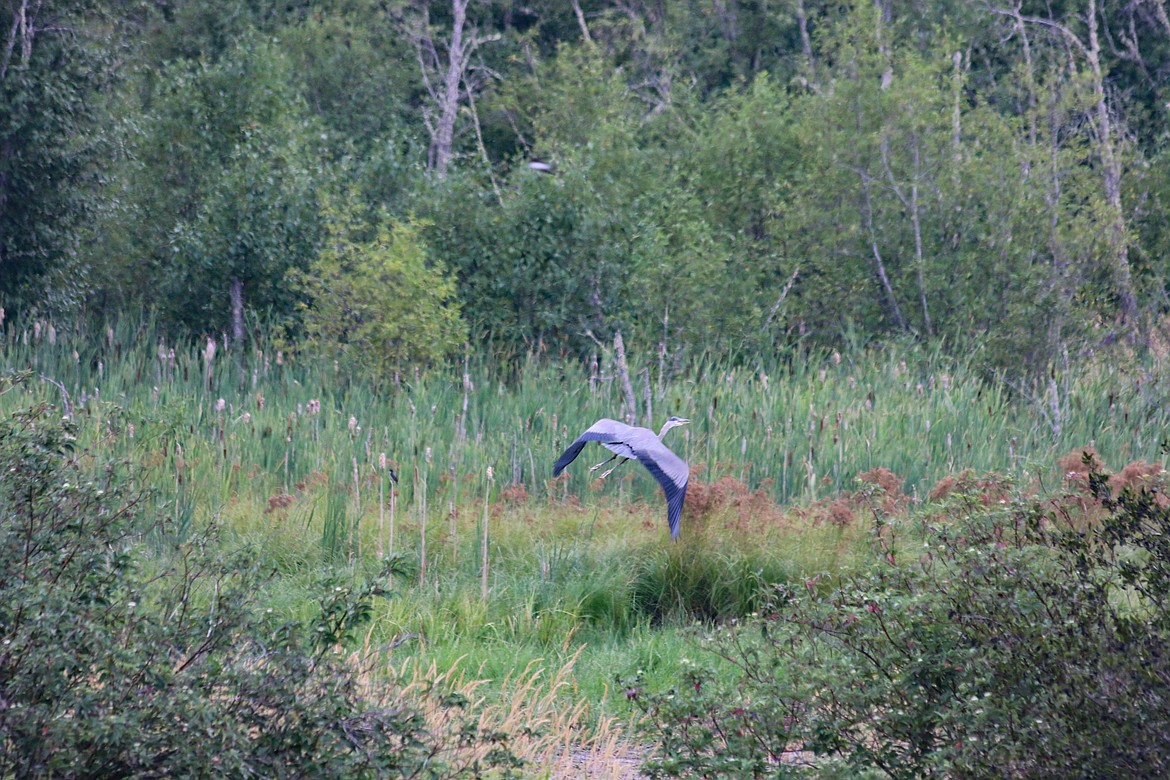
[230,276,245,348]
[1085,0,1139,332]
[432,0,468,179]
[613,331,638,426]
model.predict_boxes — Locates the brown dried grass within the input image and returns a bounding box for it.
[359,647,647,779]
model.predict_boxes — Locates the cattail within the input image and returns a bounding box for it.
[256,393,265,411]
[482,465,494,599]
[215,398,226,413]
[377,454,387,560]
[48,324,56,345]
[203,338,216,390]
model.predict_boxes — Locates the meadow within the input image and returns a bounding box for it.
[4,317,1169,774]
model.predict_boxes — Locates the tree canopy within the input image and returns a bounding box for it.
[5,0,1170,373]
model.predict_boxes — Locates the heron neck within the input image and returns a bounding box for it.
[656,422,673,439]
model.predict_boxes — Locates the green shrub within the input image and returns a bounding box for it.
[641,469,1170,778]
[0,400,516,778]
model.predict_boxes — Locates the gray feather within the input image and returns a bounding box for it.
[553,418,690,540]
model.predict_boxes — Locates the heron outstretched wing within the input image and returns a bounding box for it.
[553,418,689,540]
[552,418,636,475]
[625,432,689,540]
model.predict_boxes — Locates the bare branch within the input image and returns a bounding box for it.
[571,0,594,45]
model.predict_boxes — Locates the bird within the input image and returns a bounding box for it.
[527,158,554,174]
[553,416,691,540]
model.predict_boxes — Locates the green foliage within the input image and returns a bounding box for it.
[0,398,518,778]
[630,541,796,624]
[290,202,466,381]
[642,471,1170,777]
[103,36,329,332]
[0,0,116,315]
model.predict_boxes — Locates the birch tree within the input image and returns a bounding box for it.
[406,0,498,178]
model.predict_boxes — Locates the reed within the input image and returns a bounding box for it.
[6,313,1170,727]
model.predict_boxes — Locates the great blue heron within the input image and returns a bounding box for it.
[553,416,691,539]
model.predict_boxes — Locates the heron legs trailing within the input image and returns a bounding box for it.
[589,455,629,479]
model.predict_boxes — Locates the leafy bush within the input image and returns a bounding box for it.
[641,466,1170,778]
[289,201,466,383]
[0,400,515,778]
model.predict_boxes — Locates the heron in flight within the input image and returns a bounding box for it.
[553,416,691,540]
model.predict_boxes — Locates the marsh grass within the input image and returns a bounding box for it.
[5,315,1170,737]
[374,646,647,778]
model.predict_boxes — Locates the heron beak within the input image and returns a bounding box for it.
[677,418,691,425]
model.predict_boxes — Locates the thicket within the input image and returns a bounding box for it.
[641,464,1170,778]
[5,0,1170,374]
[0,398,521,778]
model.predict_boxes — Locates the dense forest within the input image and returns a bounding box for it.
[3,0,1170,373]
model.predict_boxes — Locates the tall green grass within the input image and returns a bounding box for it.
[4,319,1164,522]
[5,315,1169,723]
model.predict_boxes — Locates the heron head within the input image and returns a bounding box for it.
[666,416,691,428]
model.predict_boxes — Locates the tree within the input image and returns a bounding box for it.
[100,37,329,337]
[0,0,115,315]
[992,0,1140,338]
[405,0,500,178]
[290,202,466,381]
